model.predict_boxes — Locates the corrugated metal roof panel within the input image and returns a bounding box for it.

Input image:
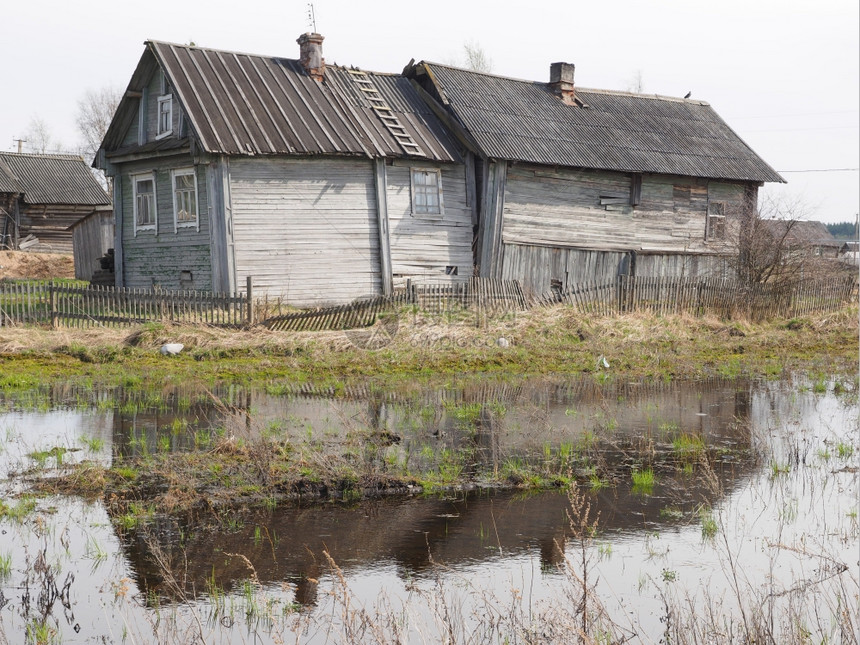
[147,42,459,163]
[421,63,783,183]
[0,153,110,205]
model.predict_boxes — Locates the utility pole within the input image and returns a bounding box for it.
[13,138,26,153]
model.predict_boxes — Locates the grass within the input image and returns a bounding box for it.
[631,467,656,494]
[699,507,719,539]
[0,304,854,390]
[671,433,706,463]
[836,442,854,459]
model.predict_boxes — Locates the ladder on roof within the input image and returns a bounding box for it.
[348,69,424,157]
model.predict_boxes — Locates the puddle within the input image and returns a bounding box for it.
[0,376,856,642]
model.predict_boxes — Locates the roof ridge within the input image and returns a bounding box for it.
[147,39,299,63]
[422,61,708,105]
[577,87,710,106]
[0,151,85,161]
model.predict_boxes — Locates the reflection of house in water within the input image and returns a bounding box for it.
[115,378,757,608]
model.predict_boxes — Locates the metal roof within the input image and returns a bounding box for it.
[414,63,784,183]
[0,152,110,205]
[117,42,461,163]
[761,220,841,247]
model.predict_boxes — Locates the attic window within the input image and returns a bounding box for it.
[411,168,443,217]
[707,202,726,241]
[156,95,173,139]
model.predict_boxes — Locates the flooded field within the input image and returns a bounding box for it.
[0,376,856,643]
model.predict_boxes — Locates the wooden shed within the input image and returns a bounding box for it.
[96,35,474,305]
[0,152,111,254]
[69,207,114,281]
[407,62,785,293]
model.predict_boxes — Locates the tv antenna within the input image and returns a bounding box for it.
[307,3,317,32]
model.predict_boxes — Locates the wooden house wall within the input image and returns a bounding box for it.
[491,163,751,289]
[72,211,114,281]
[501,244,627,293]
[635,253,733,279]
[385,163,473,285]
[18,204,93,254]
[117,158,212,290]
[229,157,381,307]
[501,165,724,253]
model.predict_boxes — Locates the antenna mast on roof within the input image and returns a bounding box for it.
[307,3,317,32]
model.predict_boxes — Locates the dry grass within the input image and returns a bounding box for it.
[0,303,855,387]
[0,251,74,279]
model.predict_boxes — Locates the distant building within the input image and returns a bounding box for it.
[0,152,111,254]
[760,220,843,258]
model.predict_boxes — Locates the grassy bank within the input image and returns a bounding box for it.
[0,303,856,391]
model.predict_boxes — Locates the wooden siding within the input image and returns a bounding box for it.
[118,158,212,290]
[502,244,627,293]
[492,163,754,287]
[72,211,114,281]
[501,165,729,253]
[635,253,733,279]
[229,157,381,306]
[386,162,473,285]
[17,203,95,253]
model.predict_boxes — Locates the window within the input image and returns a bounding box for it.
[132,173,157,234]
[707,202,726,241]
[411,168,443,216]
[172,168,199,231]
[157,95,173,138]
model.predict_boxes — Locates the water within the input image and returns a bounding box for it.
[0,376,856,643]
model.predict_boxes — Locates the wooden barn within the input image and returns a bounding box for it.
[0,152,111,254]
[406,62,785,293]
[95,34,473,305]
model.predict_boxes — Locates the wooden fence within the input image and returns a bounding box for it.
[0,275,854,331]
[534,275,856,321]
[260,278,528,331]
[0,281,249,328]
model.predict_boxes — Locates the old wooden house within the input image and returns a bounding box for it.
[95,35,473,305]
[406,62,785,293]
[0,152,111,254]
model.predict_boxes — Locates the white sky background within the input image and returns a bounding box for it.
[2,0,857,224]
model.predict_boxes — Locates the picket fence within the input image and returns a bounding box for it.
[0,275,855,330]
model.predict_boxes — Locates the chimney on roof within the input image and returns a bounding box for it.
[549,62,576,105]
[297,32,325,81]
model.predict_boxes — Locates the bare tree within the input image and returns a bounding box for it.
[732,195,851,285]
[76,86,122,164]
[463,41,493,73]
[24,117,62,154]
[625,69,645,93]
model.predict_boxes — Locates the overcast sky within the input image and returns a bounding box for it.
[3,0,857,224]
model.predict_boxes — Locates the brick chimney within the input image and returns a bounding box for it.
[297,32,325,81]
[549,62,575,105]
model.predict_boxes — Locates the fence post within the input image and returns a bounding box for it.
[50,283,58,329]
[246,276,255,326]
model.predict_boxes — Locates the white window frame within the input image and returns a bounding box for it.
[171,168,199,232]
[132,172,157,235]
[410,168,444,218]
[156,94,173,139]
[706,202,726,241]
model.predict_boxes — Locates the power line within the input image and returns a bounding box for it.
[777,168,859,173]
